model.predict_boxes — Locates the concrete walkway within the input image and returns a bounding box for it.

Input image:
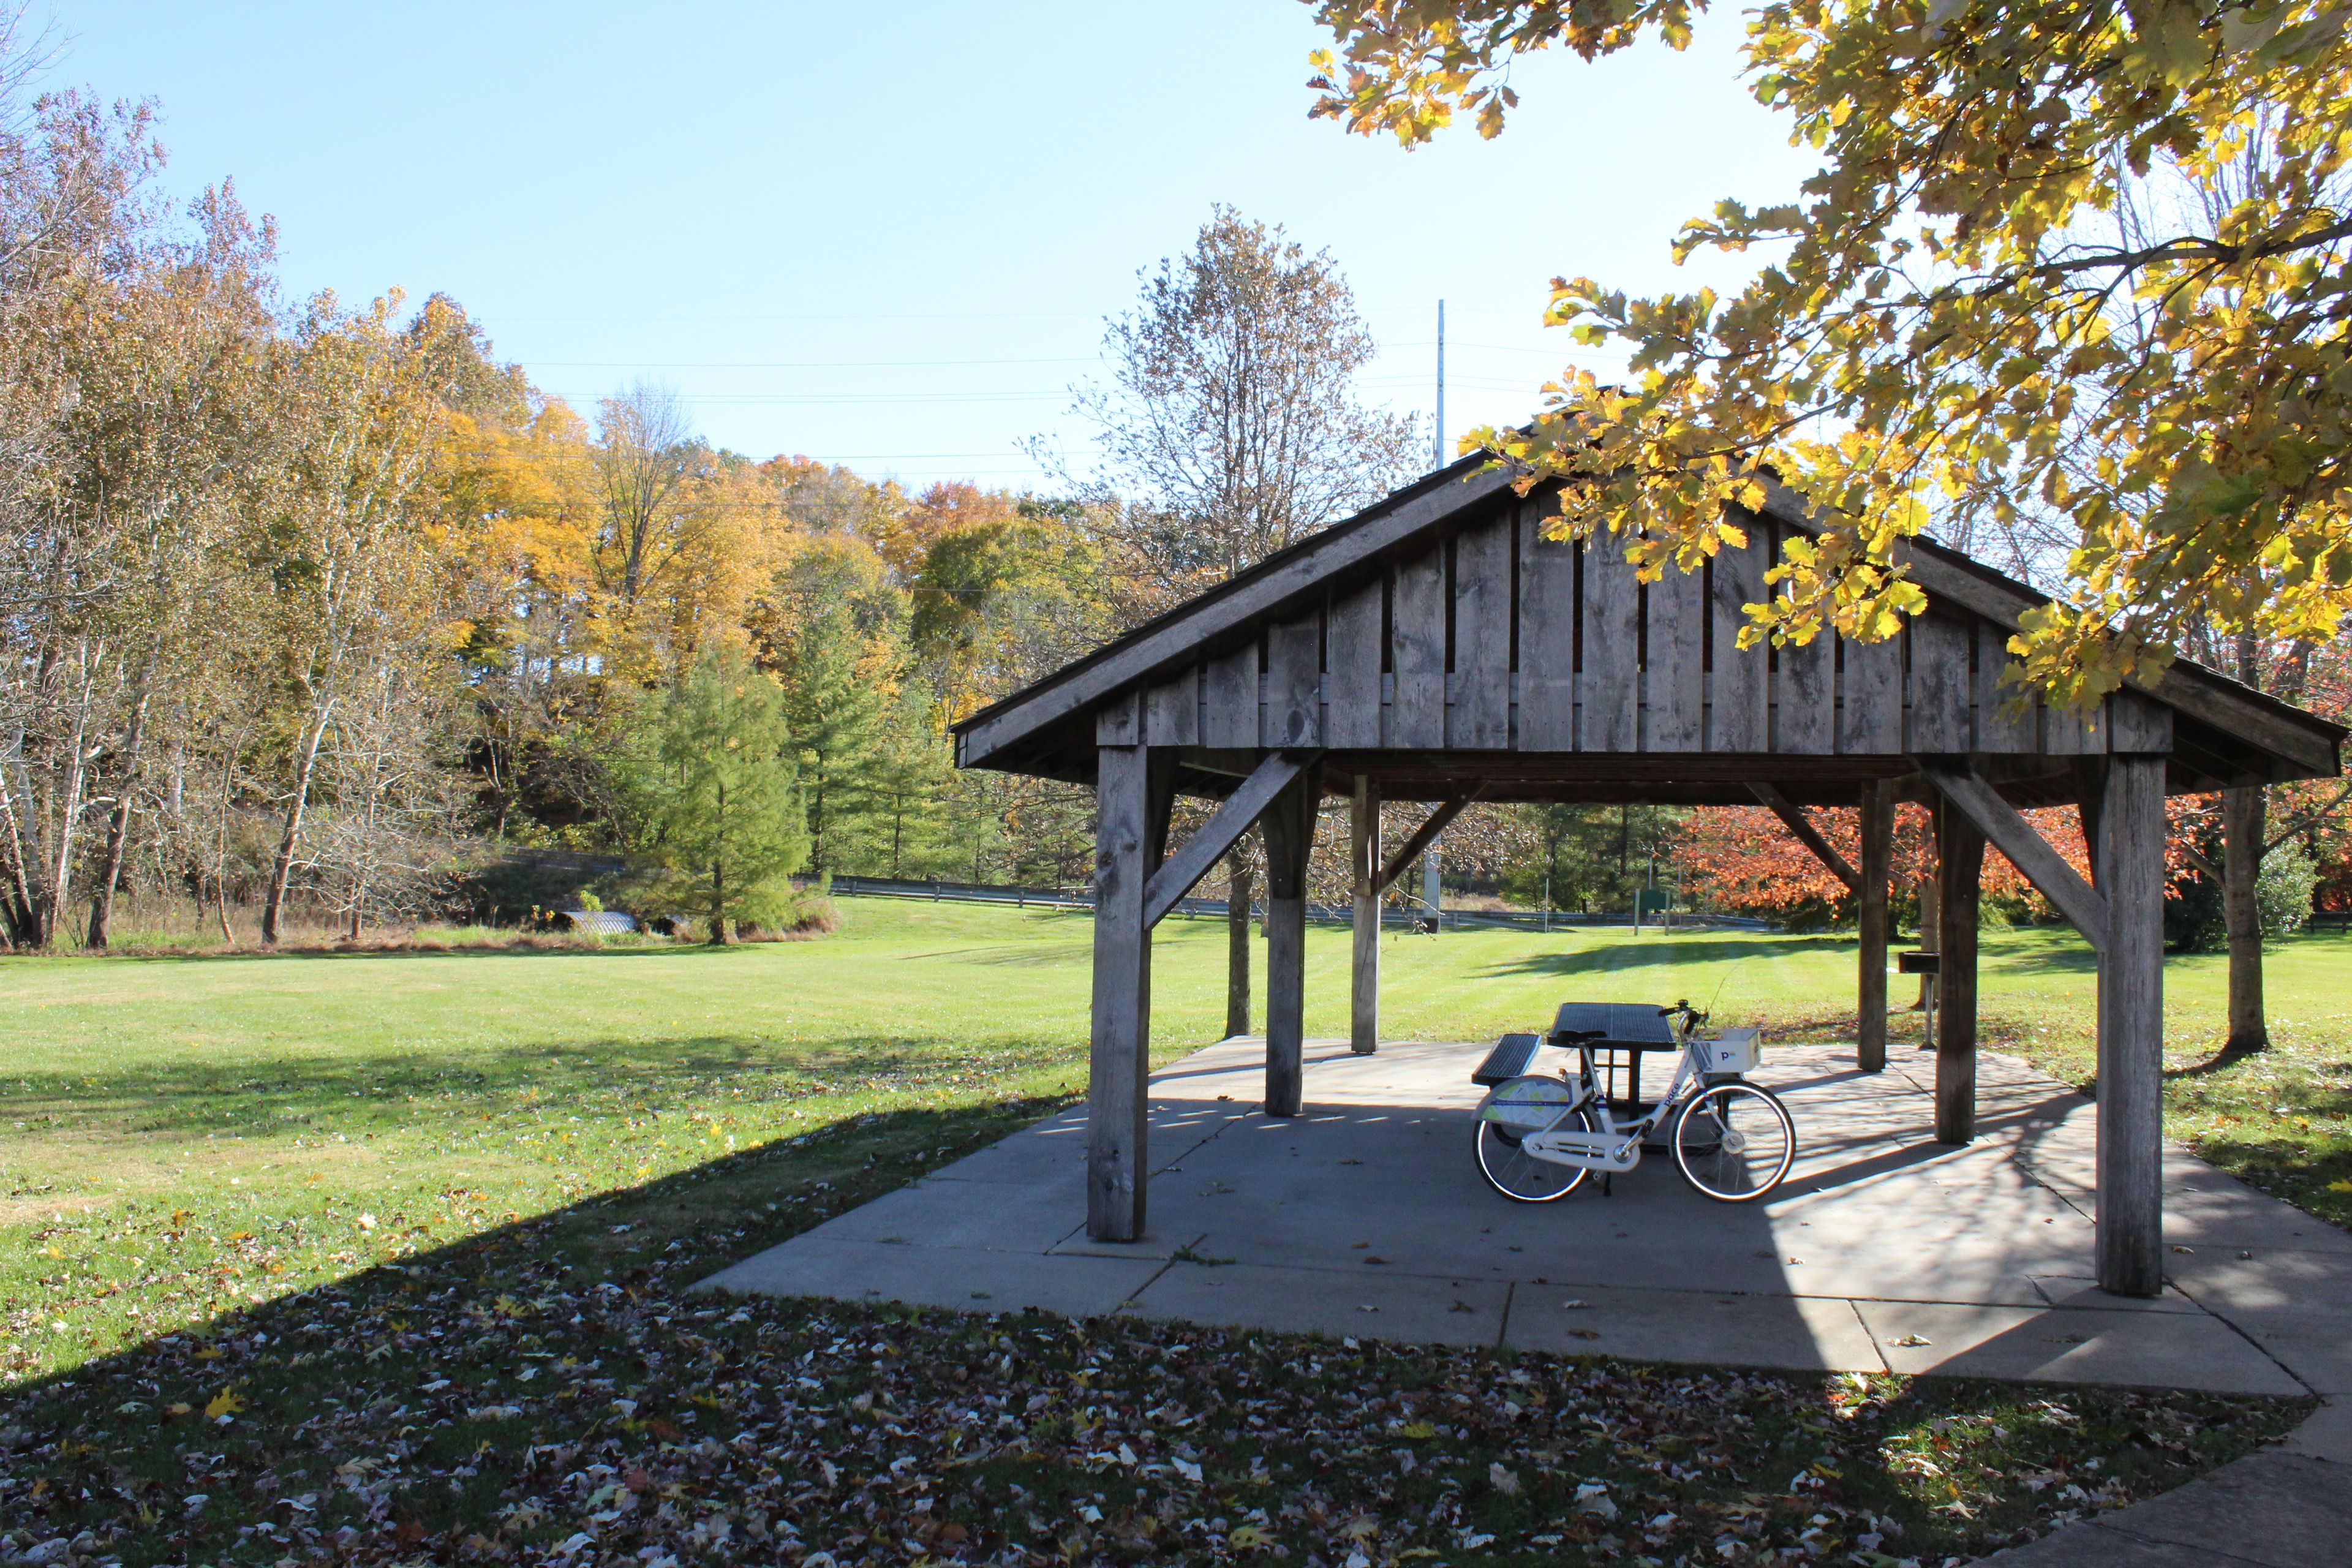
[702,1035,2352,1556]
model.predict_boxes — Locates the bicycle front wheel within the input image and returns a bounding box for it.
[1672,1083,1795,1202]
[1476,1103,1598,1203]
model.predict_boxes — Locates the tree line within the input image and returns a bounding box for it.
[0,81,1423,946]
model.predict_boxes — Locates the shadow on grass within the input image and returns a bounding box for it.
[0,941,766,968]
[1,1033,1066,1137]
[0,1093,1072,1565]
[1481,935,1853,979]
[0,1093,2317,1568]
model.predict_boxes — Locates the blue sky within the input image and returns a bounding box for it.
[49,2,1816,491]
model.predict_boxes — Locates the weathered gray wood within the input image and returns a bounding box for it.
[1087,744,1174,1241]
[2044,696,2104,756]
[1200,641,1260,749]
[1709,522,1771,751]
[1142,752,1310,929]
[1451,513,1513,748]
[1751,782,1860,890]
[1973,624,2037,753]
[1390,547,1448,748]
[2109,689,2174,753]
[2076,756,2109,881]
[1839,629,1904,755]
[1908,611,1974,752]
[1776,636,1835,754]
[1264,614,1323,748]
[1096,687,1142,746]
[2097,753,2167,1296]
[957,462,1518,766]
[1753,473,2343,780]
[1922,760,2108,951]
[1580,535,1641,750]
[1935,802,1985,1144]
[1226,833,1253,1038]
[1376,794,1475,892]
[1349,775,1379,1056]
[1646,557,1706,751]
[1262,766,1319,1117]
[1857,780,1893,1073]
[1324,579,1384,748]
[1145,668,1197,747]
[1516,497,1578,750]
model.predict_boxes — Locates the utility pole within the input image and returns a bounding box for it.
[1433,299,1447,470]
[1423,299,1447,927]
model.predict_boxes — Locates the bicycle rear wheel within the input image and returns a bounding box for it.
[1475,1089,1597,1203]
[1672,1082,1795,1202]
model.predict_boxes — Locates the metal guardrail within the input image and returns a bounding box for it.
[827,875,1768,932]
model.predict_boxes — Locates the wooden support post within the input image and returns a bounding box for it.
[1086,741,1174,1243]
[1225,836,1253,1040]
[1935,801,1985,1143]
[1857,780,1893,1073]
[2098,754,2168,1297]
[1349,775,1379,1056]
[1262,767,1317,1116]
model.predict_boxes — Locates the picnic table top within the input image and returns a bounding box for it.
[1549,1001,1681,1049]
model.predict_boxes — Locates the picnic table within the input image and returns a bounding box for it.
[1472,1001,1686,1108]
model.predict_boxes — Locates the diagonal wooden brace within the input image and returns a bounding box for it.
[1142,751,1312,929]
[1375,790,1480,895]
[1921,760,2108,952]
[1749,782,1861,893]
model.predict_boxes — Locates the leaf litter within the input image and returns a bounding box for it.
[0,1221,2305,1567]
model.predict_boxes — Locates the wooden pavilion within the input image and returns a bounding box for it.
[950,456,2344,1297]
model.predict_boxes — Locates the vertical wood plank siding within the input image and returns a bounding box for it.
[1450,513,1514,748]
[1973,623,2037,753]
[1839,631,1904,754]
[1390,547,1447,747]
[1580,535,1642,750]
[1264,614,1322,747]
[1708,525,1771,751]
[1907,611,1974,752]
[1517,501,1578,750]
[1324,579,1384,748]
[1118,505,2156,761]
[1201,641,1259,748]
[1645,548,1706,751]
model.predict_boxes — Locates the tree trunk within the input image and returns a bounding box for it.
[39,667,99,950]
[2223,784,2267,1053]
[262,701,335,946]
[215,878,235,945]
[88,688,153,950]
[709,857,729,944]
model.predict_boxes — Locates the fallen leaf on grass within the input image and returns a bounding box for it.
[202,1388,241,1419]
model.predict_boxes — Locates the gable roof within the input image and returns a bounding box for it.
[951,454,2344,804]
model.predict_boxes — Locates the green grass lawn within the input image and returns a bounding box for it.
[0,901,2339,1565]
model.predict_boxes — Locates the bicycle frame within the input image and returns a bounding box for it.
[1518,1029,1713,1174]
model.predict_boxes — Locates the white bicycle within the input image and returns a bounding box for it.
[1474,1001,1796,1204]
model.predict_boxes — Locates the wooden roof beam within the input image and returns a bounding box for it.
[1374,791,1480,895]
[1142,751,1313,930]
[1749,782,1861,893]
[1921,758,2108,952]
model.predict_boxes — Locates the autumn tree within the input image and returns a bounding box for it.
[1310,4,2352,706]
[1055,205,1421,610]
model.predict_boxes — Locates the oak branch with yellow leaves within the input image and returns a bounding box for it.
[1306,0,2352,707]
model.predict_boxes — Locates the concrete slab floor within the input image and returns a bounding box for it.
[699,1035,2345,1406]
